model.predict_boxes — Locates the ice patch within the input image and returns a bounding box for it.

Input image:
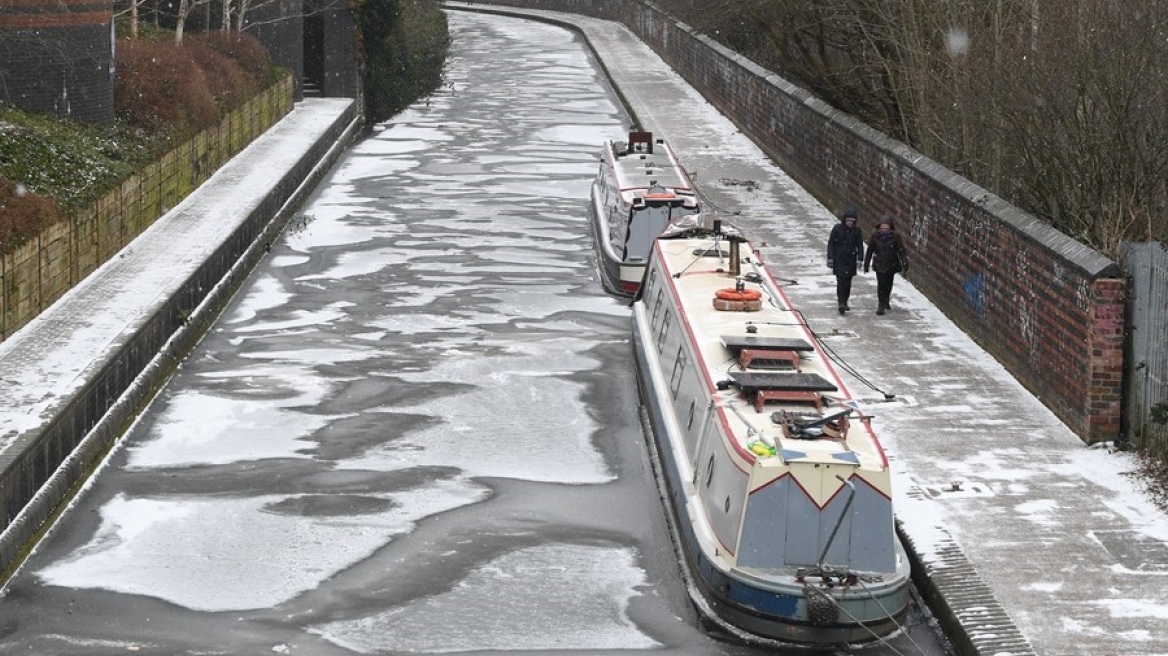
[311,544,658,652]
[37,480,486,611]
[126,388,334,468]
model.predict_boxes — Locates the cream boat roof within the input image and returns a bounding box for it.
[605,135,696,200]
[647,232,891,477]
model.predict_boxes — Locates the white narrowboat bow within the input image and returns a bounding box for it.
[589,131,700,296]
[631,217,911,645]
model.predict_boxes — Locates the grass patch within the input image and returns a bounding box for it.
[0,105,164,210]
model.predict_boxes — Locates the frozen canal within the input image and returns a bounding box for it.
[0,11,948,655]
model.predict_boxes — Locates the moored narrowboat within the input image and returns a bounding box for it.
[631,216,911,645]
[589,131,700,296]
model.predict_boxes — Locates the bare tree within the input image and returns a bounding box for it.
[217,0,345,34]
[173,0,215,43]
[221,0,235,31]
[115,0,169,39]
[999,0,1168,251]
[666,0,1168,251]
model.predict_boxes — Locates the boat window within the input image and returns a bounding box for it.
[657,311,672,352]
[669,345,688,399]
[686,400,696,429]
[644,267,656,297]
[608,206,626,246]
[651,288,664,328]
[705,454,715,487]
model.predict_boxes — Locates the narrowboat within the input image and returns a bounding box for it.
[589,131,701,296]
[631,216,911,645]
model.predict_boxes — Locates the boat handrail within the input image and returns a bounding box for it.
[722,398,770,447]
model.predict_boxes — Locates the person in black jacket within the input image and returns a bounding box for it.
[863,215,908,315]
[826,207,865,314]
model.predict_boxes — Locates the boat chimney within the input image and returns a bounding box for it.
[729,239,741,277]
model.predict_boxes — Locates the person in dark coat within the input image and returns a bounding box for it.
[863,215,908,315]
[826,207,865,314]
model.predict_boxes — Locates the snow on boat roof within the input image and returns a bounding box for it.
[646,231,890,473]
[606,137,695,196]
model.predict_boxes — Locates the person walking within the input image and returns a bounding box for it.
[863,216,908,315]
[826,208,865,315]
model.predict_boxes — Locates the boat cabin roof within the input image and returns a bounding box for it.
[641,231,890,473]
[604,133,696,203]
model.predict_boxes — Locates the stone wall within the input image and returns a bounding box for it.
[466,0,1124,442]
[0,74,295,340]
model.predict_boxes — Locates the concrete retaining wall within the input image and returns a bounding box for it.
[463,0,1125,443]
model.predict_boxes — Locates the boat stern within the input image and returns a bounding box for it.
[709,459,911,645]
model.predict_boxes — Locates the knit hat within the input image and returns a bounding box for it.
[842,207,858,221]
[878,215,894,229]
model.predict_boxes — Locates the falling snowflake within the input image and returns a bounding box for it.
[945,27,971,57]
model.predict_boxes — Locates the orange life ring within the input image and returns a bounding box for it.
[715,288,762,302]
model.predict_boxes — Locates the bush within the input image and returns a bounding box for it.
[0,177,60,249]
[115,38,220,134]
[185,37,258,113]
[1152,401,1168,426]
[192,31,274,84]
[115,32,274,134]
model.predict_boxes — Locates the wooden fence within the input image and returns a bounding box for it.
[1120,242,1168,455]
[0,73,294,339]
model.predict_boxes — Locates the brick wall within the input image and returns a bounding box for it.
[0,2,115,123]
[467,0,1125,443]
[0,74,294,340]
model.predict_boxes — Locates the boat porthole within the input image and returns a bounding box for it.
[724,496,731,513]
[686,400,696,428]
[705,455,715,487]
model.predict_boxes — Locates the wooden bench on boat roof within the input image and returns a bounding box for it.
[727,371,837,413]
